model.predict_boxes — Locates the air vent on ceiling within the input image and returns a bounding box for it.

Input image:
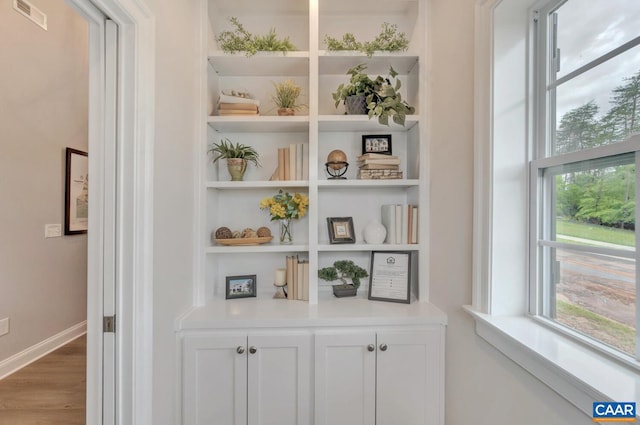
[13,0,47,31]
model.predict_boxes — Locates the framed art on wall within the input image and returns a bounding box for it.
[64,147,88,235]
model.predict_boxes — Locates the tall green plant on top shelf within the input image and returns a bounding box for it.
[217,17,297,57]
[324,23,409,57]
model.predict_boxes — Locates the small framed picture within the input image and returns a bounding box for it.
[64,147,89,235]
[368,251,411,304]
[327,217,356,244]
[225,275,257,299]
[362,134,392,155]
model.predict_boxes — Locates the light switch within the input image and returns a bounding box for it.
[45,224,62,238]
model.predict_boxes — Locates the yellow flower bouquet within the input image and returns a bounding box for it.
[260,190,309,244]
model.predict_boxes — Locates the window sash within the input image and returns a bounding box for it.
[531,0,640,361]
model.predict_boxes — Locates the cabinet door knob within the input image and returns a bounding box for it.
[249,346,257,354]
[367,344,375,352]
[236,346,245,354]
[379,343,388,352]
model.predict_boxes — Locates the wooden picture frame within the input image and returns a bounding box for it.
[64,147,88,235]
[368,251,411,303]
[327,217,356,244]
[225,275,257,299]
[362,134,392,155]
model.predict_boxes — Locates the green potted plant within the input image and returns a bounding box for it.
[332,64,416,126]
[208,138,260,181]
[318,260,369,297]
[217,17,296,57]
[271,79,304,116]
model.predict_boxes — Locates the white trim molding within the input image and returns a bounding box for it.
[0,322,87,380]
[64,1,155,424]
[465,307,640,419]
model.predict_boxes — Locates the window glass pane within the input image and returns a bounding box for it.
[554,0,640,79]
[548,246,636,356]
[553,163,636,247]
[543,158,636,356]
[552,47,640,155]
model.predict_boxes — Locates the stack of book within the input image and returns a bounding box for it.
[381,204,419,244]
[286,255,309,301]
[357,153,403,179]
[217,93,260,116]
[272,143,309,181]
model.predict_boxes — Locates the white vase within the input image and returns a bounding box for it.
[363,220,387,244]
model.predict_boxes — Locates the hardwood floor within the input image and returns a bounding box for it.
[0,334,86,425]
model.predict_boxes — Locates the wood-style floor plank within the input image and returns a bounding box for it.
[0,334,86,425]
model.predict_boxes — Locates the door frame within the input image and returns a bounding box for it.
[64,1,155,424]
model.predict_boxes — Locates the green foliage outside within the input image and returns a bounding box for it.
[556,218,635,247]
[556,300,635,355]
[554,69,640,231]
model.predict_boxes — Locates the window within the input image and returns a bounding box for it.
[532,0,640,362]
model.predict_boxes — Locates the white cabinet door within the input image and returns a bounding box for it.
[182,334,248,425]
[314,331,377,425]
[376,329,443,425]
[247,332,312,425]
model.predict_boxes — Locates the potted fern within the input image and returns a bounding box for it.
[318,260,369,297]
[332,64,415,126]
[208,138,260,181]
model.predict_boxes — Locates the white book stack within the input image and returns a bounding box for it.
[357,153,403,180]
[381,204,419,244]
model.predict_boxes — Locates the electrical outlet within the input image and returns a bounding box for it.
[0,318,9,337]
[45,224,62,238]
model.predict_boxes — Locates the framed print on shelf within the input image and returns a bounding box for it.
[225,275,257,299]
[64,147,88,235]
[362,134,392,155]
[368,251,411,304]
[327,217,356,244]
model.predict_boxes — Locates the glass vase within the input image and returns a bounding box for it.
[279,218,293,245]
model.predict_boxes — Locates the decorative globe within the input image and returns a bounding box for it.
[325,150,349,179]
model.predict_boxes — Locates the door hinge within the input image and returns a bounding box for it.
[103,315,116,333]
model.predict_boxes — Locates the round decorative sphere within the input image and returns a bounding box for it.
[363,220,387,244]
[327,150,348,170]
[242,228,258,238]
[257,226,272,237]
[214,226,233,240]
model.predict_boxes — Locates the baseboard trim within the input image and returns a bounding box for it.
[0,321,87,380]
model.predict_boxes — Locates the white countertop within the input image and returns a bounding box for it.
[177,292,447,331]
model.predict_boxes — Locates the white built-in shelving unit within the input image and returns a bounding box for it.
[193,0,431,307]
[180,2,445,424]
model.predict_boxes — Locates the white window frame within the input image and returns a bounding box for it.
[531,0,640,365]
[469,0,640,418]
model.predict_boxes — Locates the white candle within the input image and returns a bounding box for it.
[274,268,287,285]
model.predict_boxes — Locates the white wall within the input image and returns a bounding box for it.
[143,1,200,424]
[0,1,88,361]
[428,0,590,423]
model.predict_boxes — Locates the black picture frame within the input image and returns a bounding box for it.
[362,134,392,155]
[368,251,411,304]
[327,217,356,244]
[225,275,257,299]
[64,147,88,235]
